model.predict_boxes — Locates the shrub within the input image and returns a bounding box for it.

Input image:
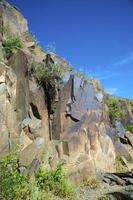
[35,62,66,83]
[2,35,22,54]
[0,152,29,200]
[29,179,40,200]
[0,151,76,200]
[115,155,127,173]
[0,25,10,35]
[82,175,100,189]
[106,96,126,124]
[125,124,133,133]
[36,163,76,200]
[31,61,66,106]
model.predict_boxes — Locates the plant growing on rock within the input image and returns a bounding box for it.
[35,62,66,83]
[2,34,22,54]
[125,124,133,133]
[106,96,126,124]
[30,60,66,83]
[115,155,127,173]
[82,175,100,189]
[0,25,10,36]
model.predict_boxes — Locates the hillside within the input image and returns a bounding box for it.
[0,1,133,199]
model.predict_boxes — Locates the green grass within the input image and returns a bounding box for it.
[106,96,127,124]
[0,152,29,200]
[0,151,76,200]
[115,155,127,173]
[125,124,133,133]
[35,62,66,82]
[82,175,100,189]
[36,163,76,200]
[2,35,22,54]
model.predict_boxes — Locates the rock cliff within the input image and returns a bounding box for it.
[0,0,133,181]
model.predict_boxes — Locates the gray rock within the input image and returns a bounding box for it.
[22,117,31,128]
[95,92,103,103]
[0,83,6,96]
[104,173,126,186]
[115,121,125,138]
[33,137,44,147]
[28,158,40,176]
[123,178,133,185]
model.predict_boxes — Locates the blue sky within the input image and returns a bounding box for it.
[8,0,133,99]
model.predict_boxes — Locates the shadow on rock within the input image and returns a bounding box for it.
[108,191,133,200]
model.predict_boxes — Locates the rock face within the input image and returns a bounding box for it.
[0,0,133,180]
[0,1,28,36]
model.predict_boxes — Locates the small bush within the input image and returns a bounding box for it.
[0,151,76,200]
[0,25,10,35]
[3,35,22,54]
[36,163,76,200]
[125,124,133,133]
[115,155,127,173]
[29,179,40,200]
[30,61,66,105]
[82,175,100,189]
[106,96,126,124]
[35,62,66,83]
[0,152,29,200]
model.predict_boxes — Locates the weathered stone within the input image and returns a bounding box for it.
[95,92,103,103]
[29,77,49,143]
[104,173,126,186]
[28,158,40,176]
[0,74,5,83]
[0,83,6,95]
[25,42,35,48]
[65,76,102,121]
[22,117,42,138]
[115,121,125,138]
[19,129,32,149]
[0,1,28,36]
[125,131,133,147]
[19,137,44,167]
[70,159,95,183]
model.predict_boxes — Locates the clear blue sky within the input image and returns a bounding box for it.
[8,0,133,99]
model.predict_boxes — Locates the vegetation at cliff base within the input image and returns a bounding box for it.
[0,151,29,200]
[0,151,76,200]
[36,164,76,200]
[82,175,100,189]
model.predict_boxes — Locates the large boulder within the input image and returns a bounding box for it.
[0,1,28,37]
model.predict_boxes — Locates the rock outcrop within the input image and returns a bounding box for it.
[0,0,133,181]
